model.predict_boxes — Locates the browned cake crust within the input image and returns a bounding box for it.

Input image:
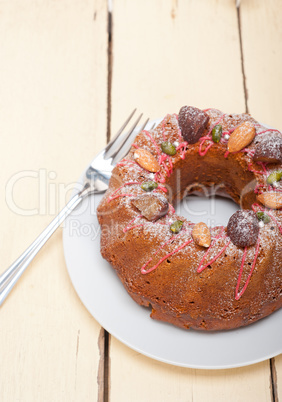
[97,107,282,331]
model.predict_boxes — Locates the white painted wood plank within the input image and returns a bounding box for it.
[240,0,282,396]
[111,0,245,130]
[109,0,273,401]
[275,355,282,400]
[111,340,272,402]
[241,0,282,130]
[0,1,108,401]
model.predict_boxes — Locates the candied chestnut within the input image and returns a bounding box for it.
[132,193,169,221]
[227,210,259,247]
[178,106,209,144]
[253,133,282,163]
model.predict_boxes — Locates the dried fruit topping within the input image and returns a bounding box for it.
[161,141,177,156]
[192,222,211,248]
[257,192,282,210]
[141,181,158,192]
[256,211,271,224]
[170,220,183,234]
[266,171,282,185]
[132,193,169,221]
[253,134,282,163]
[134,148,160,172]
[227,210,259,247]
[212,125,222,143]
[227,121,256,153]
[178,106,210,144]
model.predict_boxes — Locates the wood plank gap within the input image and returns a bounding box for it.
[107,8,113,143]
[236,3,249,113]
[270,358,279,402]
[97,328,109,402]
[103,330,110,402]
[97,328,105,402]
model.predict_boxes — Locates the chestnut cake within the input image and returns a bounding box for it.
[97,106,282,331]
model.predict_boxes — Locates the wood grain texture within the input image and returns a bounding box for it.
[109,0,278,401]
[0,1,108,401]
[110,339,272,402]
[275,355,282,400]
[110,0,245,130]
[0,0,281,400]
[240,0,282,130]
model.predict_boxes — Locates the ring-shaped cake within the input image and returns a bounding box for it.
[97,106,282,330]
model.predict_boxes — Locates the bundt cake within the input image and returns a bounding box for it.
[97,106,282,331]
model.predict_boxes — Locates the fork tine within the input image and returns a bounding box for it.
[140,117,150,132]
[105,113,143,160]
[112,117,150,164]
[104,108,136,153]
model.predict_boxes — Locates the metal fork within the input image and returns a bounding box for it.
[0,110,149,306]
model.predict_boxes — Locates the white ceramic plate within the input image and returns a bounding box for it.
[63,120,282,369]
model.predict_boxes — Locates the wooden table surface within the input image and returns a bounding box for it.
[0,1,281,401]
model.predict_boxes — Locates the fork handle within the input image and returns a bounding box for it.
[0,188,87,306]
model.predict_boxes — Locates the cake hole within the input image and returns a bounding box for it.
[167,259,171,263]
[176,194,239,228]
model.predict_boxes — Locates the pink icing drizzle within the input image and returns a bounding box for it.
[154,171,166,184]
[107,181,141,202]
[123,215,144,233]
[155,185,167,193]
[144,130,161,156]
[243,148,255,157]
[108,193,134,201]
[168,203,175,214]
[176,139,188,159]
[254,183,265,194]
[248,163,265,175]
[252,203,282,235]
[199,141,213,157]
[141,239,193,275]
[235,238,260,300]
[140,228,190,273]
[197,240,231,273]
[117,159,143,171]
[267,212,282,235]
[197,227,226,273]
[256,161,269,175]
[198,115,225,157]
[253,124,281,135]
[161,115,169,141]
